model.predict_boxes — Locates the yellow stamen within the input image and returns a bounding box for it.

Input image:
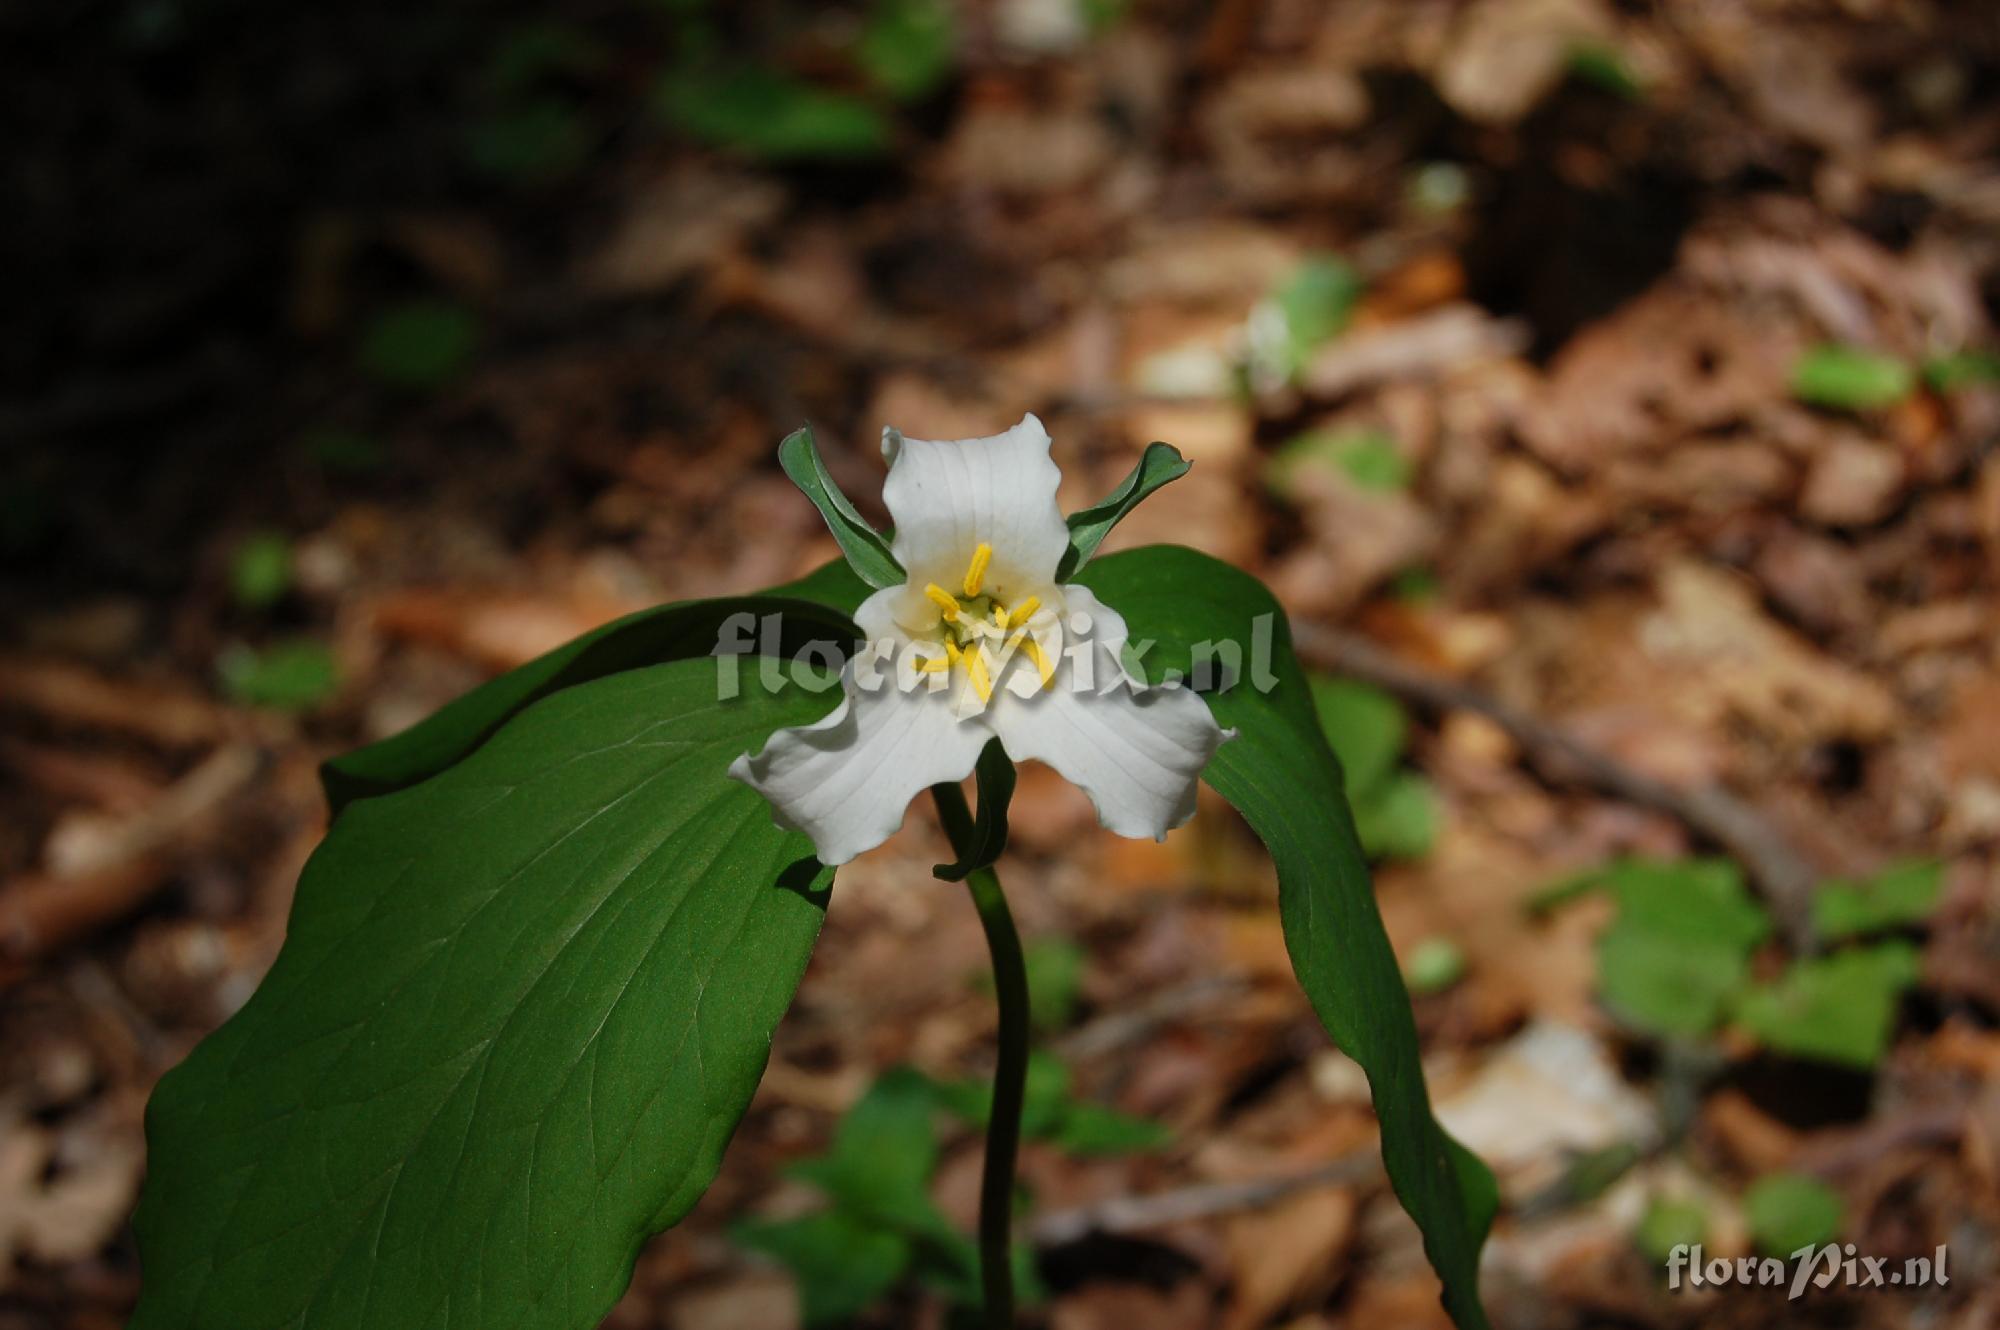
[1004,596,1040,630]
[992,603,1008,628]
[962,542,992,599]
[964,646,993,703]
[924,583,961,620]
[1015,634,1055,689]
[915,653,951,674]
[944,640,963,666]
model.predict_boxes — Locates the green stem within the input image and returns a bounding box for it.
[965,864,1028,1328]
[933,785,1027,1328]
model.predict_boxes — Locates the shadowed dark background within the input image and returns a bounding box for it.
[3,2,1999,1327]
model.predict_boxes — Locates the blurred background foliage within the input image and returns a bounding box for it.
[3,0,1999,1326]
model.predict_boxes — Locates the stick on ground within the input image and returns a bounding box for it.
[1289,620,1823,950]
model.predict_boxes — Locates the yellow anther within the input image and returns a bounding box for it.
[962,542,992,599]
[964,646,993,703]
[1015,634,1055,689]
[1004,596,1041,630]
[924,583,962,620]
[992,603,1009,629]
[914,653,951,674]
[944,640,963,665]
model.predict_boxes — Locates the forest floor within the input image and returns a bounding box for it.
[2,1,1998,1327]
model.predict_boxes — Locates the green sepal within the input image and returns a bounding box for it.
[1055,442,1190,581]
[779,425,906,590]
[932,739,1015,881]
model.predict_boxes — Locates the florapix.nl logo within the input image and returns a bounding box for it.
[1667,1243,1948,1300]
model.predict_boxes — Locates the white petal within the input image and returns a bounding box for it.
[1045,583,1150,692]
[881,414,1071,597]
[730,659,991,866]
[987,587,1231,841]
[853,584,927,642]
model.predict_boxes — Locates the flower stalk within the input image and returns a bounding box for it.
[934,782,1029,1328]
[966,863,1028,1328]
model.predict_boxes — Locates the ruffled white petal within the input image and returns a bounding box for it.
[1055,584,1135,685]
[881,414,1071,598]
[987,586,1231,841]
[730,659,991,866]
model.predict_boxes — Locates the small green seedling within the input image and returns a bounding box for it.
[217,639,339,710]
[1310,677,1439,861]
[1635,1194,1709,1266]
[737,1057,1156,1327]
[1743,1173,1843,1257]
[229,532,293,610]
[358,300,479,390]
[1540,857,1929,1068]
[1792,345,1915,412]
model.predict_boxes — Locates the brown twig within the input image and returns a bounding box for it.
[1054,975,1251,1062]
[1030,1154,1377,1247]
[1792,1103,1966,1180]
[0,744,262,965]
[1289,620,1823,951]
[1296,305,1531,399]
[0,656,224,749]
[0,858,173,977]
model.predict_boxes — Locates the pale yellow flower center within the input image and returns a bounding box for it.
[913,542,1054,702]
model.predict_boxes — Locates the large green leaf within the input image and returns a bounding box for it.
[133,658,839,1330]
[321,579,868,812]
[1074,545,1494,1330]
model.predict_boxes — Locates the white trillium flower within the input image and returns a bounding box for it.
[730,414,1233,866]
